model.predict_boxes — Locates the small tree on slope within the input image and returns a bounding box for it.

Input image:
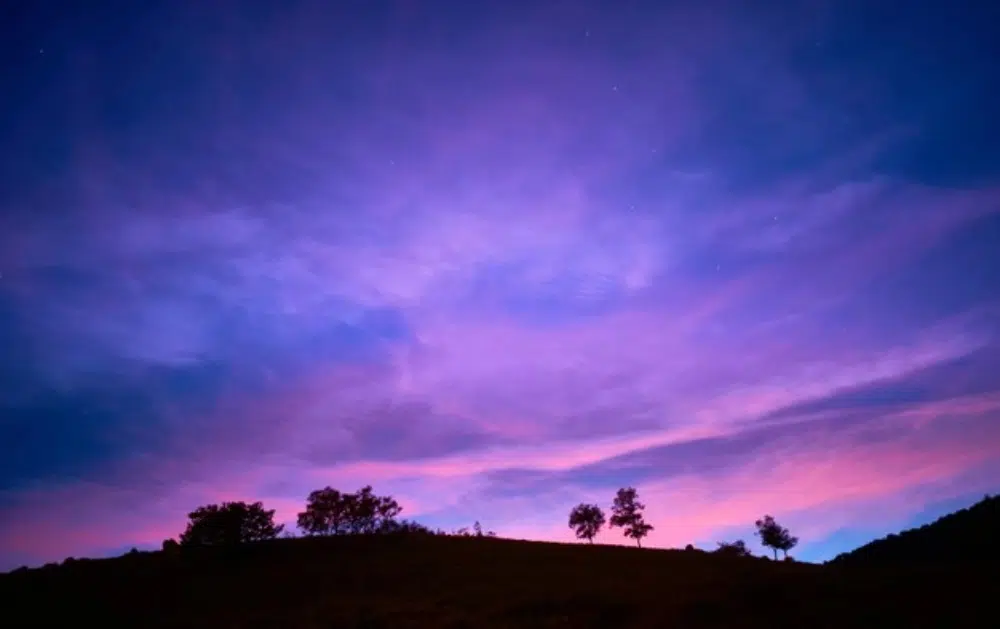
[568,503,606,544]
[609,487,654,548]
[754,515,798,559]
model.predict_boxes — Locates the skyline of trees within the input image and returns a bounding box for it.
[14,493,1000,574]
[158,484,801,560]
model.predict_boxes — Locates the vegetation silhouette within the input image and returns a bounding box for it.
[297,485,402,536]
[568,503,606,543]
[3,489,999,626]
[178,501,284,547]
[829,494,999,565]
[715,539,753,557]
[609,486,654,547]
[754,514,798,560]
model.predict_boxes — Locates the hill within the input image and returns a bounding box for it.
[1,533,996,628]
[829,494,1000,565]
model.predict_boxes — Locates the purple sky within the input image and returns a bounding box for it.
[2,0,999,569]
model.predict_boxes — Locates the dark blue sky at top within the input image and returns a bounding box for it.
[1,0,999,569]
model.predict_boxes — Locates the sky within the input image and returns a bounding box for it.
[1,0,999,570]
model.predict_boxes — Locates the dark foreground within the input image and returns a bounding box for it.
[1,535,994,628]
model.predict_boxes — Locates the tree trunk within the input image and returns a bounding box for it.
[772,548,778,560]
[637,538,642,548]
[588,537,593,544]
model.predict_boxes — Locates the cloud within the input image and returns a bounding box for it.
[2,0,1000,571]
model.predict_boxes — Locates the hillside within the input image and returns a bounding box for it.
[1,534,996,628]
[829,494,1000,565]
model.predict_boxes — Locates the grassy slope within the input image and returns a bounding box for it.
[1,535,995,628]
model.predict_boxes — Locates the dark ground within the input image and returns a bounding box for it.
[1,534,995,628]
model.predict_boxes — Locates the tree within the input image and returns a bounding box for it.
[179,501,284,547]
[568,503,606,544]
[609,487,654,547]
[715,539,753,557]
[297,487,348,536]
[296,485,402,536]
[754,515,798,559]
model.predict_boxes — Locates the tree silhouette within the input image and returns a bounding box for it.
[568,503,606,544]
[754,515,798,559]
[297,487,349,535]
[179,501,284,547]
[609,487,654,547]
[297,485,402,536]
[715,539,753,557]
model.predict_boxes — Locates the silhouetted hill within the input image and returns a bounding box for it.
[1,533,997,628]
[829,494,1000,565]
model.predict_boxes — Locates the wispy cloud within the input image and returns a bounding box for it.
[2,0,999,570]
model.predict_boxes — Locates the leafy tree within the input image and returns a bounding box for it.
[715,539,753,557]
[609,487,654,547]
[297,485,402,536]
[568,503,606,544]
[754,515,798,559]
[297,487,350,535]
[351,485,402,534]
[179,501,284,547]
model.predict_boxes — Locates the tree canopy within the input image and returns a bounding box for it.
[179,501,284,547]
[568,503,606,543]
[754,515,798,559]
[296,485,402,536]
[609,487,654,547]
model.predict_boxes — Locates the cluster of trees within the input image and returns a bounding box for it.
[709,516,798,560]
[567,487,799,559]
[170,485,495,549]
[568,487,655,547]
[750,515,799,560]
[169,482,799,561]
